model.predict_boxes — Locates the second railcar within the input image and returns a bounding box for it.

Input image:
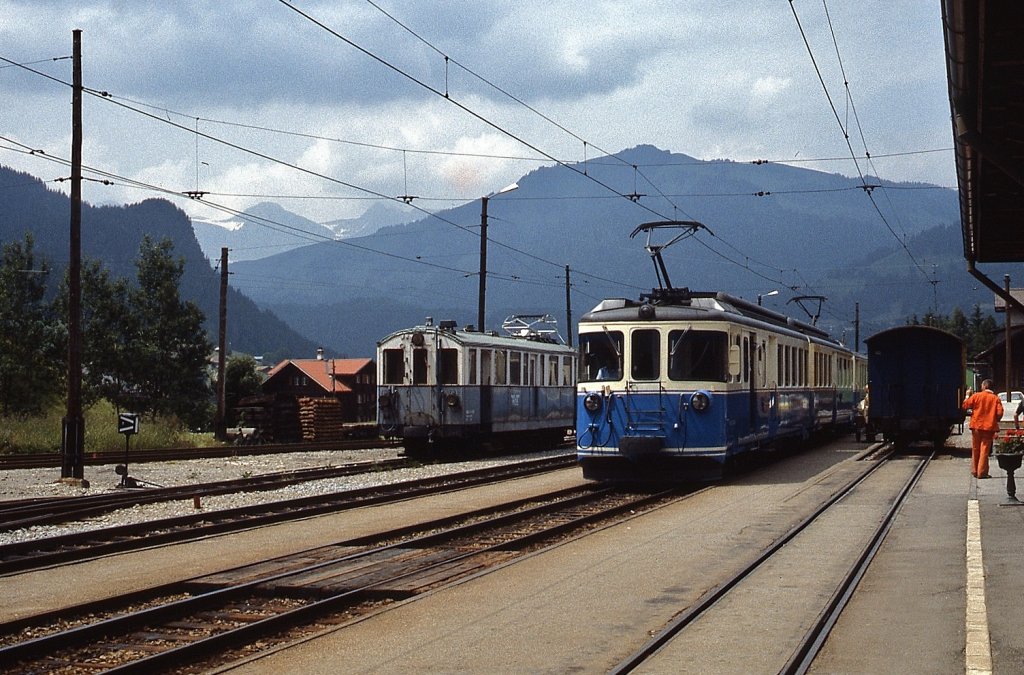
[377,316,576,455]
[865,325,965,448]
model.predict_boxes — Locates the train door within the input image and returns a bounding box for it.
[480,349,493,433]
[746,332,756,424]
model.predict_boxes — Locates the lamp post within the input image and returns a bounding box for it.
[757,289,779,306]
[478,182,518,332]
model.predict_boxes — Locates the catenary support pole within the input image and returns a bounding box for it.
[215,247,228,440]
[61,29,85,481]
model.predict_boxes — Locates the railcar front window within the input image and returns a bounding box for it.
[668,330,727,382]
[631,329,660,380]
[438,348,459,385]
[382,348,404,385]
[578,330,624,382]
[413,348,428,385]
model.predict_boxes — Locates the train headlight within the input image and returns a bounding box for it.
[690,391,711,412]
[584,392,603,413]
[445,392,461,408]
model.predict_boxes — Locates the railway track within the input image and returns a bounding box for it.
[611,444,927,673]
[0,481,694,673]
[0,457,417,531]
[0,453,577,575]
[0,438,398,470]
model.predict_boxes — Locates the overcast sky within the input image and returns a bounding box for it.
[0,1,954,227]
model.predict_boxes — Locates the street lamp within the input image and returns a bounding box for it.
[757,289,779,306]
[478,182,518,332]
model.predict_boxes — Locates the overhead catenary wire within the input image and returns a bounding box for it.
[788,0,932,284]
[2,13,942,321]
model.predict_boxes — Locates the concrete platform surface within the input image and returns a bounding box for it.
[224,435,1024,674]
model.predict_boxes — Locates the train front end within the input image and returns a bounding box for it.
[575,295,744,482]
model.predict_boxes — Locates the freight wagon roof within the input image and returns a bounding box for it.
[864,324,964,348]
[580,290,843,348]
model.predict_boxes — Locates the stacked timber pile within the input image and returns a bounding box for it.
[235,395,275,442]
[298,396,347,442]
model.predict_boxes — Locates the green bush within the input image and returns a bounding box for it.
[0,400,213,454]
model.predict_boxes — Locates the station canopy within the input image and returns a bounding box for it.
[943,1,1024,263]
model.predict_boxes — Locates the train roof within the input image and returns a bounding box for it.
[378,318,575,354]
[580,288,844,348]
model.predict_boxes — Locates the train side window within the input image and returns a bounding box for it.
[481,349,493,385]
[438,348,459,385]
[469,349,478,385]
[561,355,573,386]
[509,352,522,385]
[547,355,559,386]
[528,354,537,385]
[495,350,508,385]
[631,329,660,380]
[382,348,404,385]
[668,329,727,382]
[412,348,428,385]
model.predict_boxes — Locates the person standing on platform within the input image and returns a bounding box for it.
[962,379,1003,479]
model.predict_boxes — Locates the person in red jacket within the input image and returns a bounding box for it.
[962,379,1003,478]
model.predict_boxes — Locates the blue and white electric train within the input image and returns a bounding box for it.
[575,221,862,481]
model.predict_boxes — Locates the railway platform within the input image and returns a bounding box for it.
[222,433,1024,675]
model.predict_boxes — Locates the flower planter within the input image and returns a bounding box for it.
[996,453,1023,473]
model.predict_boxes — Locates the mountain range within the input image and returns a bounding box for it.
[3,145,1019,362]
[229,145,1015,356]
[191,200,422,263]
[0,166,321,361]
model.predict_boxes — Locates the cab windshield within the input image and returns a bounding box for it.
[668,329,727,382]
[578,330,623,381]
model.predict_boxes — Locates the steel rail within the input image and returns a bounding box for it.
[0,457,414,530]
[0,485,681,673]
[610,447,902,674]
[0,438,397,470]
[780,451,933,674]
[0,453,577,575]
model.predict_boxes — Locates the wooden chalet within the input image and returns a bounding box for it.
[249,355,376,442]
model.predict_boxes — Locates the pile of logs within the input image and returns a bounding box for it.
[298,396,348,442]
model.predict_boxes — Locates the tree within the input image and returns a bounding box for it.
[912,305,998,359]
[0,234,62,415]
[130,236,213,428]
[225,353,264,426]
[55,259,140,409]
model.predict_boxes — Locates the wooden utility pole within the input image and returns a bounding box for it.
[215,247,228,440]
[477,196,489,332]
[61,29,85,481]
[854,302,860,354]
[565,265,573,347]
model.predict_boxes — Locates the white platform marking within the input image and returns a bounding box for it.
[966,498,991,675]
